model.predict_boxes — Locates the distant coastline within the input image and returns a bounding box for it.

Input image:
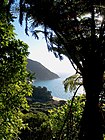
[34,73,73,100]
[27,58,60,81]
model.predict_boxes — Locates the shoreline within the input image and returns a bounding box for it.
[53,96,67,101]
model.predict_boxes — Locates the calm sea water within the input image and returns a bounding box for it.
[33,73,75,100]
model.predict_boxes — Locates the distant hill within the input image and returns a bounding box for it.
[27,59,60,80]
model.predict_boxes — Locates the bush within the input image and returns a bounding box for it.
[32,86,53,103]
[19,112,52,140]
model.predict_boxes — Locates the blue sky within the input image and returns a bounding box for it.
[13,19,75,75]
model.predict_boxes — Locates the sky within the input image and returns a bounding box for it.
[13,19,76,75]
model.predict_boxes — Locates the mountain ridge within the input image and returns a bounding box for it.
[27,58,60,80]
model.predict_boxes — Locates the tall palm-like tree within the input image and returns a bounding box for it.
[9,0,105,139]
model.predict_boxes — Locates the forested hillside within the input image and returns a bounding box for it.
[27,59,59,80]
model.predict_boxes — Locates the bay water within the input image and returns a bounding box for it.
[33,73,75,100]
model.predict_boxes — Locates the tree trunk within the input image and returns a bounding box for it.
[79,96,103,140]
[79,59,104,140]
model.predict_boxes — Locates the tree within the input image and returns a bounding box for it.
[0,4,32,140]
[32,86,53,103]
[9,0,105,139]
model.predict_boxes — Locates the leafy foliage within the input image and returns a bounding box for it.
[6,0,105,139]
[31,86,53,103]
[17,1,105,138]
[63,74,82,93]
[16,0,105,69]
[0,13,32,140]
[48,95,85,140]
[19,112,52,140]
[19,94,85,140]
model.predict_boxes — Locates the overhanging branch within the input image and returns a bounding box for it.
[55,31,83,74]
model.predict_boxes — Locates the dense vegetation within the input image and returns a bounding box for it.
[31,86,53,103]
[16,1,105,139]
[0,3,32,140]
[19,94,85,140]
[1,0,105,140]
